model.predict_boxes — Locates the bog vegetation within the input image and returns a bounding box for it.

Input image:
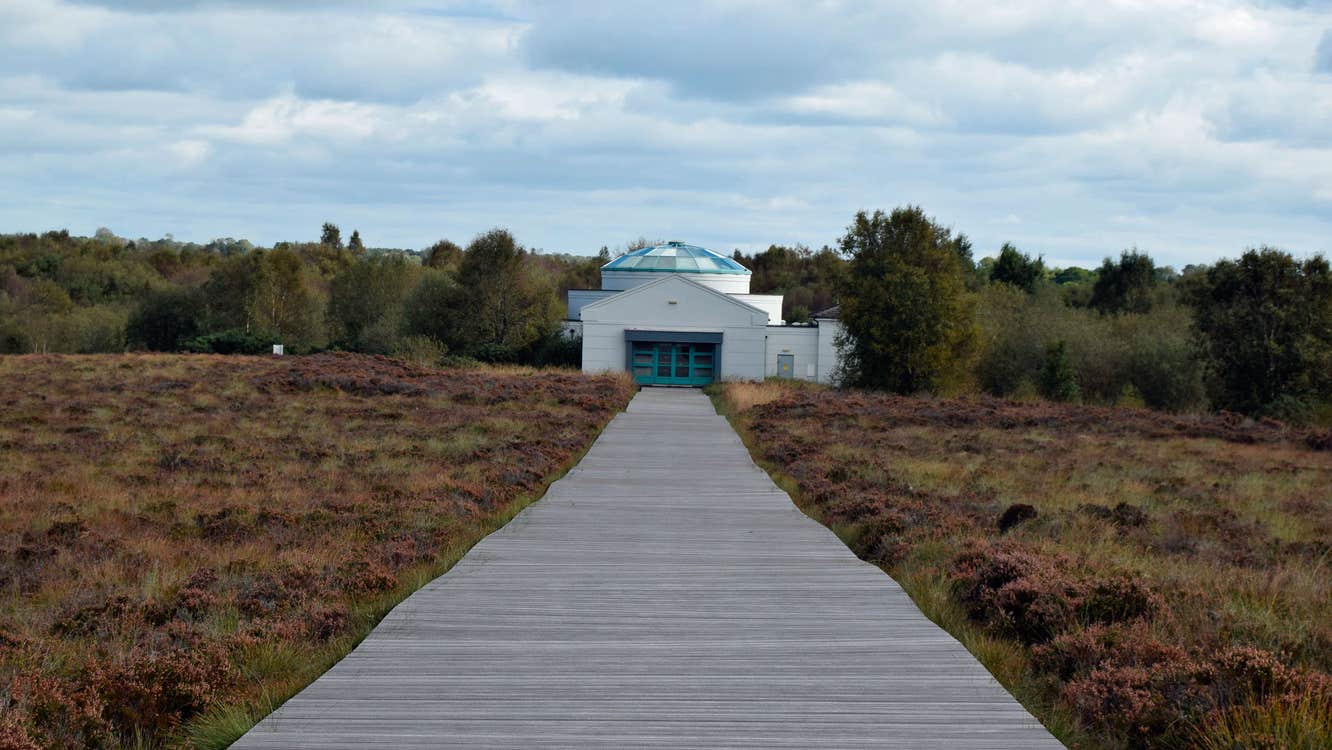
[3,208,1328,420]
[716,382,1332,749]
[0,354,634,748]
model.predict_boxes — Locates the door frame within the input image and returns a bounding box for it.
[624,330,723,386]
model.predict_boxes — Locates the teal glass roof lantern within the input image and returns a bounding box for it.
[601,241,751,275]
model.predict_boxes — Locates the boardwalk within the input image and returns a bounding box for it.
[235,388,1062,749]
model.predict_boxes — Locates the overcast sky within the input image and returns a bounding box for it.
[2,0,1330,267]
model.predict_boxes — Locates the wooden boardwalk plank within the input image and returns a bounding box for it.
[235,387,1062,748]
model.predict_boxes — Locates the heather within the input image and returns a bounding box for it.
[718,382,1332,749]
[0,353,633,748]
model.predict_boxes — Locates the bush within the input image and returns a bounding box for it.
[976,285,1206,410]
[393,335,448,368]
[88,636,234,738]
[527,331,581,368]
[183,328,279,355]
[468,342,519,364]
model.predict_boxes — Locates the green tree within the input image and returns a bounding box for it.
[253,247,327,349]
[329,255,417,352]
[127,287,202,351]
[836,207,978,392]
[989,243,1045,293]
[348,230,365,255]
[320,222,342,250]
[1040,340,1081,402]
[457,229,559,353]
[1091,250,1157,314]
[199,249,326,350]
[1187,247,1332,417]
[199,252,265,333]
[402,268,464,349]
[423,239,463,271]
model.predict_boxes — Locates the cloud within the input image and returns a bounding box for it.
[0,0,1330,264]
[1,0,522,102]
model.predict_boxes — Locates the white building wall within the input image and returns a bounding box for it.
[815,319,844,384]
[764,327,821,381]
[720,328,768,380]
[732,294,784,325]
[601,270,751,294]
[580,321,625,374]
[580,276,770,381]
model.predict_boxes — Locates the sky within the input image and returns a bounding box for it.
[1,0,1330,268]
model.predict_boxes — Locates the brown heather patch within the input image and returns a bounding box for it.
[0,353,634,748]
[719,384,1332,749]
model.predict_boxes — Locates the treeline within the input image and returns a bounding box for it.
[831,206,1332,422]
[3,216,1329,421]
[0,226,603,366]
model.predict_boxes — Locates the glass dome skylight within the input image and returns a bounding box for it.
[601,241,751,275]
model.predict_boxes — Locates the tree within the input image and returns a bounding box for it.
[199,249,326,350]
[423,239,462,270]
[253,247,327,349]
[320,222,342,250]
[1091,250,1157,314]
[1187,247,1332,417]
[989,243,1045,293]
[1040,340,1080,402]
[456,229,559,353]
[200,252,266,333]
[126,287,201,351]
[329,254,417,352]
[836,207,978,393]
[402,268,465,349]
[735,243,846,322]
[348,230,365,255]
[951,233,975,272]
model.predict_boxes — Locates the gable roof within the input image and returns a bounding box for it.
[580,273,768,318]
[812,304,841,319]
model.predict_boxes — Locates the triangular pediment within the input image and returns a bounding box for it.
[580,275,769,327]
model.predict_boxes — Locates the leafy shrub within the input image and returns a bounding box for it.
[468,342,519,364]
[1033,622,1186,681]
[1,672,112,748]
[393,334,448,368]
[183,328,279,355]
[1076,576,1160,626]
[950,542,1082,644]
[1063,661,1208,747]
[977,286,1205,410]
[951,542,1161,645]
[527,331,581,368]
[88,634,234,738]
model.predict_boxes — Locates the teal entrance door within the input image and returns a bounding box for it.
[630,342,715,386]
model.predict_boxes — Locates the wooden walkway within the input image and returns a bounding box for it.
[235,388,1062,749]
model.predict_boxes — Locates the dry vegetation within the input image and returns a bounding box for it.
[0,353,634,748]
[717,382,1332,750]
